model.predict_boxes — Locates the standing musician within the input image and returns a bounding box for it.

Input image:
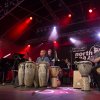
[0,58,9,85]
[36,50,50,64]
[63,58,71,69]
[36,50,50,87]
[47,49,54,65]
[47,49,54,85]
[12,53,26,87]
[61,58,72,85]
[90,51,100,91]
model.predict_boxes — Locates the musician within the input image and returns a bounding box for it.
[64,58,71,69]
[47,49,54,65]
[28,57,32,62]
[12,54,26,87]
[61,58,72,85]
[0,58,9,85]
[36,50,50,64]
[36,50,50,87]
[91,51,100,91]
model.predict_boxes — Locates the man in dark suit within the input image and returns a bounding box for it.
[91,51,100,91]
[47,49,54,65]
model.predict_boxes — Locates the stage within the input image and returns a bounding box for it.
[0,85,100,100]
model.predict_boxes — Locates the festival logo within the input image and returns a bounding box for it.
[72,42,100,61]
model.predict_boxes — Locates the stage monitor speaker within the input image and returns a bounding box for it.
[73,71,82,89]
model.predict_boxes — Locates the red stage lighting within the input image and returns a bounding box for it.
[89,9,93,13]
[30,17,33,20]
[53,41,59,48]
[53,41,57,44]
[68,14,72,18]
[7,17,32,41]
[59,14,72,28]
[28,44,31,47]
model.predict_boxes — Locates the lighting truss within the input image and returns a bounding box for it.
[0,0,24,20]
[26,26,100,44]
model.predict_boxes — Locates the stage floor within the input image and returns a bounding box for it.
[0,85,100,100]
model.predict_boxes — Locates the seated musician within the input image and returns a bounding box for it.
[36,50,50,64]
[91,51,100,91]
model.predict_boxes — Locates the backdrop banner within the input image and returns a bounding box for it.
[72,42,100,62]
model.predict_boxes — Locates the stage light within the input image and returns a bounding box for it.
[54,26,56,29]
[69,37,82,46]
[53,40,59,48]
[70,38,76,43]
[19,44,31,54]
[97,33,100,37]
[53,41,57,44]
[89,9,93,13]
[68,14,72,18]
[3,53,11,58]
[49,26,58,41]
[59,14,71,28]
[30,17,33,20]
[7,17,32,41]
[28,44,31,47]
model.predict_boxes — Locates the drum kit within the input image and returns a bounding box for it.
[18,61,61,88]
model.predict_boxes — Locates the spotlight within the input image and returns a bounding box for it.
[28,44,31,47]
[89,9,93,13]
[54,26,56,29]
[53,41,57,44]
[49,26,58,41]
[3,53,11,58]
[30,17,33,20]
[69,37,82,46]
[70,38,76,43]
[97,33,100,37]
[68,14,72,18]
[53,41,59,48]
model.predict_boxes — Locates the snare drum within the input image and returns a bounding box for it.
[24,61,36,87]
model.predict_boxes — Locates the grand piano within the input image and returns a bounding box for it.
[0,53,26,83]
